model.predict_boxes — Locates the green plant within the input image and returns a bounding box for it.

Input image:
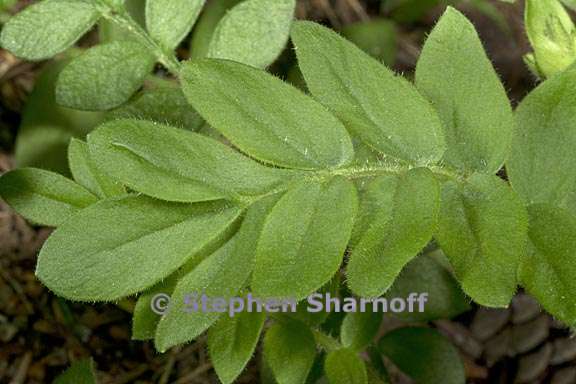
[3,0,295,174]
[2,2,576,383]
[524,0,576,78]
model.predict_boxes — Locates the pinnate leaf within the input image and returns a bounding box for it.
[263,320,316,384]
[520,204,576,327]
[341,309,382,351]
[253,177,358,300]
[0,168,98,226]
[207,0,295,68]
[146,0,206,49]
[189,0,242,60]
[181,59,354,170]
[110,80,204,131]
[347,168,440,298]
[155,195,278,351]
[132,276,177,341]
[324,348,368,384]
[208,310,266,384]
[508,66,576,215]
[435,174,528,307]
[0,0,99,60]
[36,196,241,301]
[56,41,156,111]
[68,138,124,198]
[415,7,513,173]
[379,327,465,384]
[386,253,470,321]
[291,21,445,166]
[88,119,293,202]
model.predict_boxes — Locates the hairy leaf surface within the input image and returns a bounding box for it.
[325,348,368,384]
[181,59,354,170]
[111,80,204,131]
[207,0,295,68]
[379,328,465,384]
[263,320,316,384]
[435,174,528,307]
[291,21,445,166]
[520,204,576,327]
[508,66,576,215]
[208,310,266,384]
[36,196,241,301]
[341,309,382,351]
[253,177,358,300]
[347,168,439,298]
[415,7,513,173]
[386,253,470,321]
[88,119,293,202]
[155,196,278,351]
[0,0,99,60]
[146,0,206,49]
[0,168,98,226]
[68,138,124,198]
[56,41,156,111]
[132,276,178,341]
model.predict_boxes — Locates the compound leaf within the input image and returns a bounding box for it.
[56,41,156,111]
[181,59,354,170]
[379,327,465,384]
[88,119,293,202]
[507,66,576,215]
[415,7,513,174]
[340,310,382,351]
[347,168,440,298]
[36,196,241,301]
[68,138,124,198]
[207,0,295,68]
[435,174,528,307]
[263,320,316,384]
[291,21,445,166]
[209,309,266,384]
[253,177,358,300]
[132,276,177,341]
[0,168,98,226]
[146,0,206,49]
[189,0,242,59]
[155,195,278,351]
[0,0,100,60]
[325,349,368,384]
[520,204,576,327]
[110,79,204,131]
[386,253,470,321]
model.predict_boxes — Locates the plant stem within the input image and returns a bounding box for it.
[238,161,462,207]
[312,329,342,352]
[94,0,182,75]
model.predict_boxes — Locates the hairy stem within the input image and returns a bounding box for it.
[312,329,342,352]
[238,161,462,207]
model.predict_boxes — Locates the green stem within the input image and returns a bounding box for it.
[95,0,182,75]
[312,329,342,352]
[238,161,462,207]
